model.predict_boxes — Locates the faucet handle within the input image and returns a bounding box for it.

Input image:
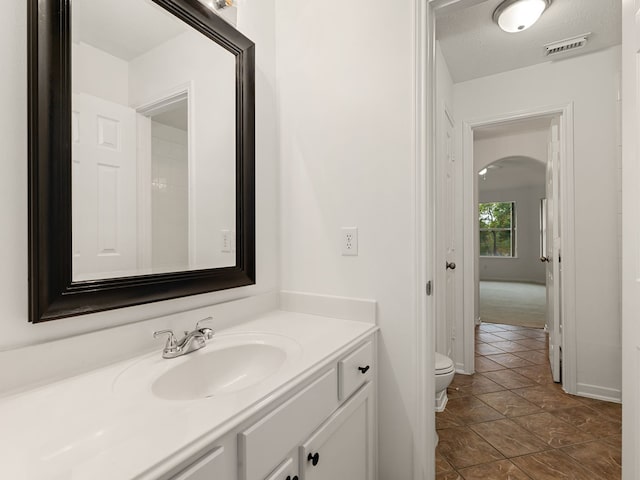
[196,317,215,340]
[153,329,177,349]
[196,317,214,329]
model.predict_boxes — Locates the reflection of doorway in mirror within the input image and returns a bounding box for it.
[136,90,192,275]
[150,101,190,272]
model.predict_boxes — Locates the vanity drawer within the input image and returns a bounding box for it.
[338,341,373,401]
[239,368,338,480]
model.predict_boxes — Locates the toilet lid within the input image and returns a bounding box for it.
[435,352,454,373]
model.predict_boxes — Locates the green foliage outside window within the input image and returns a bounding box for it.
[479,202,515,257]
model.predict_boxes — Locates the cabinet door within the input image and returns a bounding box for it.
[300,382,374,480]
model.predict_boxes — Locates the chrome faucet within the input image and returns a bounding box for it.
[153,317,216,359]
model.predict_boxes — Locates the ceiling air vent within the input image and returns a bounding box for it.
[544,33,591,57]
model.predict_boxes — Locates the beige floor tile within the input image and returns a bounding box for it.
[485,353,535,369]
[448,374,506,398]
[475,356,507,373]
[549,405,622,437]
[511,350,550,366]
[478,333,507,343]
[458,460,531,480]
[436,448,455,474]
[491,331,530,341]
[511,364,555,384]
[561,441,621,480]
[482,370,537,389]
[512,450,598,480]
[436,472,463,480]
[437,427,505,469]
[476,343,506,355]
[476,390,542,417]
[511,412,594,448]
[512,386,584,410]
[444,396,505,424]
[487,340,533,353]
[470,419,549,458]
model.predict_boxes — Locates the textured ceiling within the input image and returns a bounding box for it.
[436,0,622,83]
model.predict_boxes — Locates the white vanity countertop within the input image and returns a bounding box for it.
[0,311,377,480]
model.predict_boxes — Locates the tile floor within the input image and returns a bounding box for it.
[435,322,622,480]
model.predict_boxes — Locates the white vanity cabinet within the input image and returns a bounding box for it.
[165,336,376,480]
[241,338,376,480]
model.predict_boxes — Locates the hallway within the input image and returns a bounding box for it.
[435,322,621,479]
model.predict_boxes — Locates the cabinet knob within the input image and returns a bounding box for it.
[358,365,370,374]
[307,452,320,466]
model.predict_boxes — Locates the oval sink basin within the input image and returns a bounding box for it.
[113,332,302,401]
[152,343,286,401]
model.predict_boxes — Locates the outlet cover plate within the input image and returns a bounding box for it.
[341,227,358,256]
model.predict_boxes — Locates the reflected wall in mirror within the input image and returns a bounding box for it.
[71,0,236,281]
[28,0,255,323]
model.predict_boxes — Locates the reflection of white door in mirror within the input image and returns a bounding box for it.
[72,93,138,281]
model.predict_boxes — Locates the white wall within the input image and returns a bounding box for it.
[151,121,189,270]
[454,47,622,399]
[72,42,129,105]
[129,30,236,270]
[478,184,546,284]
[276,1,417,478]
[0,0,279,350]
[474,129,548,171]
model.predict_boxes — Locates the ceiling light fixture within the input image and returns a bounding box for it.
[493,0,551,33]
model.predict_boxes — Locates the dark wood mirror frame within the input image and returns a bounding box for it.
[28,0,255,323]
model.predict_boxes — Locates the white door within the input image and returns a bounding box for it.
[436,106,457,358]
[622,1,640,478]
[72,93,138,280]
[545,117,561,382]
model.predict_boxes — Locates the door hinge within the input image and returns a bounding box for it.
[426,281,432,296]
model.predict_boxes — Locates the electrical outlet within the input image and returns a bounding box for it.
[341,227,358,256]
[221,229,231,253]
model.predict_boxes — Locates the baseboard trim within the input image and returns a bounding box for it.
[280,291,377,324]
[575,382,622,403]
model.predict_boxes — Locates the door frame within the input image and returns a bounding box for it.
[621,0,638,477]
[135,82,196,270]
[461,104,577,393]
[413,0,435,478]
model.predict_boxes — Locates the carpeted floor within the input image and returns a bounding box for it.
[479,281,546,329]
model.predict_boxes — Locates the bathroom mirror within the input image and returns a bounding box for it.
[28,0,255,323]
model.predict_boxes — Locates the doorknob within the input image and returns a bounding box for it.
[446,261,456,270]
[540,256,550,262]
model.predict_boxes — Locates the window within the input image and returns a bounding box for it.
[479,202,516,257]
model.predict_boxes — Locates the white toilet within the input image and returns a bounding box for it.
[435,352,455,412]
